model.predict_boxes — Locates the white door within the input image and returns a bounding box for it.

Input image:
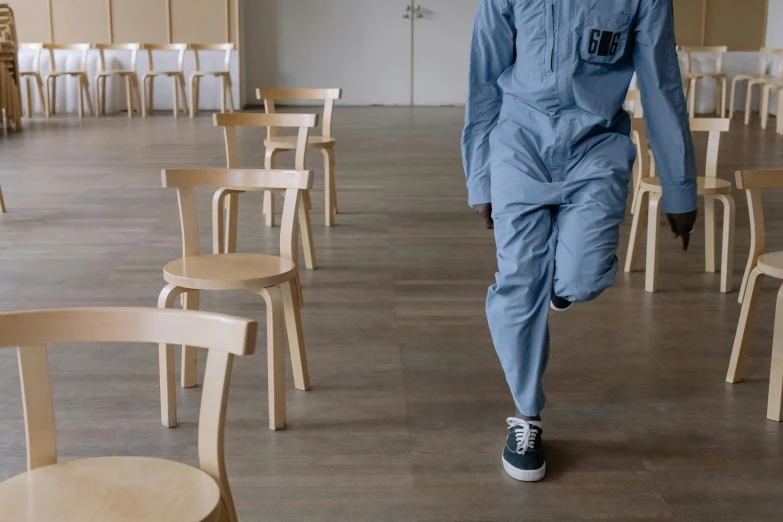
[412,0,478,106]
[244,0,414,105]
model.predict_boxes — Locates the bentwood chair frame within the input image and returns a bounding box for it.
[681,46,728,119]
[256,88,343,227]
[0,307,257,522]
[93,43,142,118]
[729,48,783,125]
[160,167,313,431]
[42,43,94,118]
[18,43,47,118]
[625,117,735,293]
[212,113,318,277]
[189,43,235,118]
[726,170,783,422]
[626,90,648,215]
[140,43,189,118]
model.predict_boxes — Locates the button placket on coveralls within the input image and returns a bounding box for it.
[463,0,697,417]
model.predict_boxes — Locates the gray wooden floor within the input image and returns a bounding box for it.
[1,108,783,521]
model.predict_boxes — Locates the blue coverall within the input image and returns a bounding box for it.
[462,0,697,417]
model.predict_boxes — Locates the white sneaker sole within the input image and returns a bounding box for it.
[502,456,547,482]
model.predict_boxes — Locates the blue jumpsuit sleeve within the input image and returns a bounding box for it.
[633,0,698,214]
[461,0,516,207]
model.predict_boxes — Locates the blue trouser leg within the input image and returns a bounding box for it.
[487,116,634,417]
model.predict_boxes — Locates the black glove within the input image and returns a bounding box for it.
[474,203,494,230]
[666,210,698,251]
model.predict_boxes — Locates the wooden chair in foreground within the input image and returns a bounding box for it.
[729,48,783,125]
[726,170,783,421]
[42,43,94,118]
[257,88,343,227]
[681,46,728,119]
[625,117,735,293]
[212,113,318,280]
[0,307,257,522]
[160,168,312,430]
[189,43,235,118]
[94,43,142,117]
[140,43,188,118]
[18,43,46,117]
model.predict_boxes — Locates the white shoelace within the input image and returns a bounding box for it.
[507,417,538,455]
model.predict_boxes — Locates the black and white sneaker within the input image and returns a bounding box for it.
[550,294,573,312]
[502,417,546,482]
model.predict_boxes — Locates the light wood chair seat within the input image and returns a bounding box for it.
[46,70,86,77]
[265,135,335,150]
[639,176,733,196]
[163,253,296,291]
[95,69,134,76]
[0,456,221,522]
[756,252,783,279]
[192,70,230,77]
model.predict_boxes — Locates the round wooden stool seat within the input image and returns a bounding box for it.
[265,135,335,150]
[0,457,221,522]
[640,176,732,196]
[757,252,783,280]
[163,253,296,291]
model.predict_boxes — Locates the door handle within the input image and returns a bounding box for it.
[414,5,424,19]
[403,5,411,18]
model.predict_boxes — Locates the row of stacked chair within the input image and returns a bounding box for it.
[0,4,21,132]
[19,42,236,118]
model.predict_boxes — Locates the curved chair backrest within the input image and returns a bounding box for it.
[212,112,319,169]
[190,43,235,72]
[689,117,731,178]
[735,170,783,302]
[42,43,91,73]
[19,43,44,73]
[141,43,188,72]
[93,43,141,72]
[0,306,257,521]
[681,45,728,74]
[256,88,343,139]
[162,168,314,264]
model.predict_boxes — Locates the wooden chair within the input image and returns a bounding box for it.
[189,43,235,118]
[18,43,47,118]
[257,88,343,227]
[42,43,94,118]
[726,170,783,421]
[0,6,22,129]
[761,77,783,131]
[682,46,728,119]
[624,118,735,293]
[212,113,318,281]
[160,167,313,430]
[0,307,257,522]
[626,90,648,215]
[729,48,783,125]
[94,43,142,118]
[140,43,188,118]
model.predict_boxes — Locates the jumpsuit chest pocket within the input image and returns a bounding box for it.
[579,10,631,65]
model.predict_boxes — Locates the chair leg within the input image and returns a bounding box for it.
[298,192,317,270]
[125,75,133,118]
[745,81,755,126]
[727,267,765,384]
[225,191,239,254]
[729,77,739,120]
[24,77,32,118]
[94,76,102,117]
[82,76,94,117]
[645,192,661,293]
[212,188,229,254]
[264,148,280,227]
[35,76,47,118]
[768,284,783,421]
[718,194,735,294]
[50,76,56,115]
[625,189,648,273]
[172,76,179,118]
[688,78,697,119]
[705,196,716,273]
[219,75,226,113]
[77,77,84,118]
[281,279,311,391]
[189,75,196,118]
[178,75,188,115]
[0,183,6,212]
[259,286,287,430]
[132,76,142,115]
[321,147,336,226]
[720,77,727,118]
[158,284,186,428]
[141,76,148,118]
[181,290,200,388]
[226,78,235,113]
[778,89,783,136]
[761,85,771,130]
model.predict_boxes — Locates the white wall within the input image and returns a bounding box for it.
[768,0,783,47]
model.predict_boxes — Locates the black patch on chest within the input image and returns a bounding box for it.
[588,29,622,57]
